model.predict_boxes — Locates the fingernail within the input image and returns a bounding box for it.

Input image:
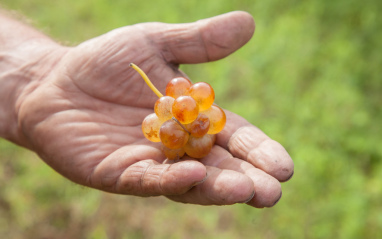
[285,171,294,181]
[271,191,282,207]
[239,190,255,204]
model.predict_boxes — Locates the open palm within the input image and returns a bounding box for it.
[17,12,293,207]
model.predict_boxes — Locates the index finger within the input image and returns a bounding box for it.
[216,111,294,182]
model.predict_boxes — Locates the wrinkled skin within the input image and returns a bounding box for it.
[13,11,293,207]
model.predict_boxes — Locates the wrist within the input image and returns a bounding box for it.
[0,32,68,146]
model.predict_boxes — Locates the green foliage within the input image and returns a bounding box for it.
[1,0,381,238]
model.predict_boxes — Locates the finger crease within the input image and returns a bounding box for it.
[159,164,171,194]
[197,25,211,62]
[139,162,151,192]
[213,154,234,168]
[228,126,270,161]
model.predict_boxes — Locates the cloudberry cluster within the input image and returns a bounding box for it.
[131,63,226,160]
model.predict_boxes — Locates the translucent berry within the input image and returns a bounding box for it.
[202,105,226,134]
[184,134,215,159]
[172,96,199,124]
[185,114,210,138]
[166,77,192,98]
[188,82,215,111]
[154,96,175,122]
[162,146,185,160]
[142,113,162,142]
[159,119,189,149]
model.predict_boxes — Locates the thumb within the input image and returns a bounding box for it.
[146,11,255,64]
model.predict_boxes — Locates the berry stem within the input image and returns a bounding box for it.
[130,63,163,98]
[172,117,190,134]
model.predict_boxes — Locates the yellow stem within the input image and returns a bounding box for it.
[129,63,163,98]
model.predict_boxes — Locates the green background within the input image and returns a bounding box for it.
[1,0,381,238]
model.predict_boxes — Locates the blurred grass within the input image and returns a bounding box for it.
[1,0,382,238]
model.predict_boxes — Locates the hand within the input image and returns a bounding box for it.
[16,11,294,207]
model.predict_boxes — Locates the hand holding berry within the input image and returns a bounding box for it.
[2,11,294,207]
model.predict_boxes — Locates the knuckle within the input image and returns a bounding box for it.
[116,161,152,196]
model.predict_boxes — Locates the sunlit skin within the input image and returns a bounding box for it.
[0,11,294,208]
